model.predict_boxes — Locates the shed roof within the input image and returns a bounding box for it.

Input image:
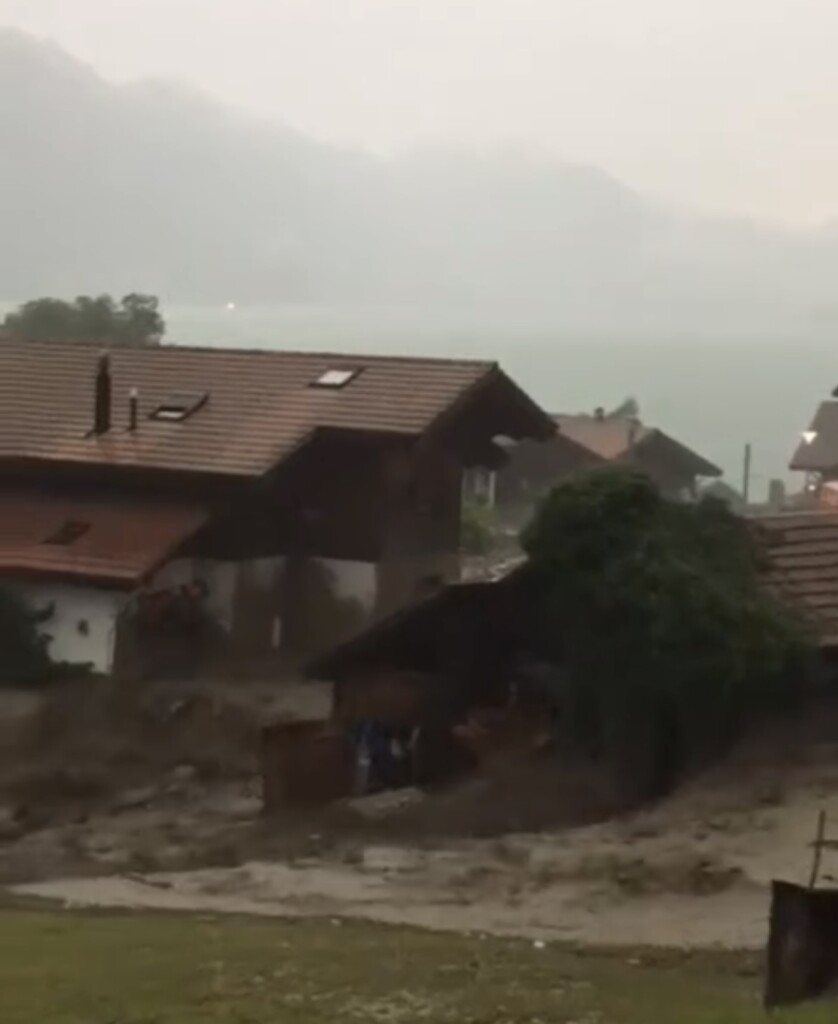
[311,511,838,679]
[554,414,721,479]
[0,490,206,587]
[307,563,535,680]
[0,340,552,479]
[754,510,838,647]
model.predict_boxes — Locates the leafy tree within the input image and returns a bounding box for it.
[521,467,815,799]
[3,293,165,345]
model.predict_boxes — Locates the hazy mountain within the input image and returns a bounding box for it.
[2,29,837,332]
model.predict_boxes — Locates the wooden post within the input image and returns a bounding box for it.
[809,809,827,889]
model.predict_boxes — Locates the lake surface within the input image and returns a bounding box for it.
[164,304,830,499]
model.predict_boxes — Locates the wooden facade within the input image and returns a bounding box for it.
[0,344,554,677]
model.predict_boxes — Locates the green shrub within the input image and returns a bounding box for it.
[0,586,55,685]
[522,467,814,799]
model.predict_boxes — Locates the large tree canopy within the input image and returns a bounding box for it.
[3,293,165,345]
[521,468,814,798]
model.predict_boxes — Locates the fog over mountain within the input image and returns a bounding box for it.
[3,29,838,334]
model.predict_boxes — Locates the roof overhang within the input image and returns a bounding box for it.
[630,429,722,479]
[307,561,533,680]
[0,491,208,589]
[421,365,555,464]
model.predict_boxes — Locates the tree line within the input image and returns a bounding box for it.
[2,294,165,346]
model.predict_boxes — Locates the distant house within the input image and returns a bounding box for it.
[467,407,722,523]
[790,399,838,504]
[0,340,553,676]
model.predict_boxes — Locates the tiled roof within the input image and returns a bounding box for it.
[554,413,721,478]
[0,491,206,587]
[756,510,838,646]
[0,340,548,478]
[554,414,650,460]
[790,401,838,473]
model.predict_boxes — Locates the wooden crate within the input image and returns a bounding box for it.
[261,720,353,810]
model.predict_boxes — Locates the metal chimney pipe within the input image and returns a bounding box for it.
[128,387,139,432]
[93,354,111,435]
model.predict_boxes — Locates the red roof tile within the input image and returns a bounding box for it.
[0,341,549,478]
[0,491,206,587]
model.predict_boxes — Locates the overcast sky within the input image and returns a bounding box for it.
[3,0,838,226]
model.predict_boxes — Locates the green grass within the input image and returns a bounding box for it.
[0,907,833,1023]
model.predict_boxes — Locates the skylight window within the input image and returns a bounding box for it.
[311,368,361,389]
[153,405,190,422]
[45,521,90,546]
[149,391,208,423]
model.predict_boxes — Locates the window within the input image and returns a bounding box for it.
[45,521,90,546]
[149,391,208,423]
[311,368,360,389]
[152,406,189,422]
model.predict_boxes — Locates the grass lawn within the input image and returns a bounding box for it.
[0,906,833,1023]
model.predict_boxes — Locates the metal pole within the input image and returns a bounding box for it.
[810,809,827,889]
[742,443,752,507]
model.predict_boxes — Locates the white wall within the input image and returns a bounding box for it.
[13,582,126,674]
[238,556,286,593]
[316,558,377,614]
[195,560,239,633]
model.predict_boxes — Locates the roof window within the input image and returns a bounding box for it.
[311,368,360,389]
[149,391,208,423]
[45,521,90,546]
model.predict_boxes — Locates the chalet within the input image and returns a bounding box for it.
[790,398,838,501]
[0,340,553,677]
[469,407,722,523]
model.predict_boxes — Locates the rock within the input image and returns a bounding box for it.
[345,787,425,821]
[221,796,262,821]
[122,871,174,890]
[94,849,132,868]
[171,764,198,785]
[111,786,158,813]
[0,806,23,842]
